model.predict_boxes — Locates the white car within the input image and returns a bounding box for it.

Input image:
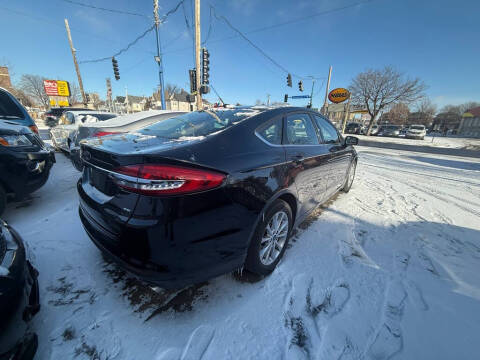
[406,124,426,140]
[49,111,117,152]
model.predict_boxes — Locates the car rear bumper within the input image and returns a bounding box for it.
[78,180,253,289]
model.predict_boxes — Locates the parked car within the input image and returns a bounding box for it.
[70,110,185,171]
[49,111,117,153]
[406,124,426,140]
[78,107,358,289]
[44,107,96,128]
[0,219,40,359]
[399,126,408,137]
[0,121,55,215]
[370,124,380,135]
[0,87,39,135]
[344,122,365,135]
[377,125,401,137]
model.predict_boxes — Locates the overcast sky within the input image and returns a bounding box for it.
[1,0,478,108]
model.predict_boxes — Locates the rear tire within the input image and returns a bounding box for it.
[244,199,293,275]
[0,184,6,216]
[342,160,356,193]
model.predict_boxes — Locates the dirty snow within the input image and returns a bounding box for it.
[3,145,480,359]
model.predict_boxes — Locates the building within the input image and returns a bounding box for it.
[407,112,433,127]
[432,112,462,133]
[458,107,480,138]
[0,66,12,91]
[324,103,371,128]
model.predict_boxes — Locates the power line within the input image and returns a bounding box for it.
[78,0,186,64]
[60,0,148,18]
[209,6,308,80]
[79,25,156,64]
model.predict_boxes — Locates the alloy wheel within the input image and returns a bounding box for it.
[259,211,289,266]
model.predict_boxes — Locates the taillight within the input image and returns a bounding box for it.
[94,131,120,137]
[112,164,225,195]
[29,125,39,134]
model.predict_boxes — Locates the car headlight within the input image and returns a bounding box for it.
[0,134,33,147]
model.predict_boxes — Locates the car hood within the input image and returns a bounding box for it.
[0,120,31,135]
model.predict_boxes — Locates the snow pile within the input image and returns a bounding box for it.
[3,147,480,359]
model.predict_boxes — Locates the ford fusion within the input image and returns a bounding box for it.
[78,107,358,289]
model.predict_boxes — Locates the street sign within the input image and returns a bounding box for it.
[291,95,311,99]
[57,81,70,96]
[328,88,350,103]
[43,80,58,96]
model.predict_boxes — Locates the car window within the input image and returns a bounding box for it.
[285,113,319,145]
[313,115,340,144]
[0,90,24,119]
[257,117,282,145]
[140,109,259,139]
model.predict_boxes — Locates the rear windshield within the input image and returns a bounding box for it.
[0,90,24,119]
[410,125,425,130]
[83,113,116,121]
[139,109,261,140]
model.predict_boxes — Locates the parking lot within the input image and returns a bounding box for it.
[4,144,480,359]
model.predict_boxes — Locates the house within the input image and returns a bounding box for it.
[458,107,480,138]
[325,103,370,128]
[0,66,12,91]
[432,112,462,133]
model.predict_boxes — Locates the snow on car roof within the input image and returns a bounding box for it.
[89,110,184,128]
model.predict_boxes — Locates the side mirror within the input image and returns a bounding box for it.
[345,136,358,146]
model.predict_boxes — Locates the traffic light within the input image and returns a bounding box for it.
[112,57,120,80]
[189,69,197,93]
[202,48,210,85]
[287,73,292,87]
[298,81,304,92]
[284,94,288,103]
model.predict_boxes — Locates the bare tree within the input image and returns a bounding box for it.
[18,74,49,108]
[68,82,82,105]
[384,103,410,125]
[350,66,426,134]
[441,101,480,116]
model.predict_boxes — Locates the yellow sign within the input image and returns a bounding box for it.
[328,88,350,104]
[50,99,57,106]
[58,100,70,107]
[57,81,70,96]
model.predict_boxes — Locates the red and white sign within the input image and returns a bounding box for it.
[43,80,58,96]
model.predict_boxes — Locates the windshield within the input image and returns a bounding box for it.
[410,125,425,130]
[139,109,260,139]
[0,90,24,119]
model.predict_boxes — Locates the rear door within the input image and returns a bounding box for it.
[312,114,352,197]
[283,112,329,216]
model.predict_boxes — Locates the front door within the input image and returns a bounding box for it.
[312,114,352,197]
[283,113,329,216]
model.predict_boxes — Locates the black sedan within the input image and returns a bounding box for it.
[0,121,55,215]
[78,107,358,289]
[0,219,40,359]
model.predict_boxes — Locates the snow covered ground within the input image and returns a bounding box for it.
[3,146,480,360]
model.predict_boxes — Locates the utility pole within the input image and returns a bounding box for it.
[309,80,315,108]
[153,0,166,110]
[341,97,351,134]
[322,65,332,115]
[194,0,203,110]
[64,19,87,107]
[125,86,129,114]
[267,94,271,106]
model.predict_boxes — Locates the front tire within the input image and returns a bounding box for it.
[244,199,293,275]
